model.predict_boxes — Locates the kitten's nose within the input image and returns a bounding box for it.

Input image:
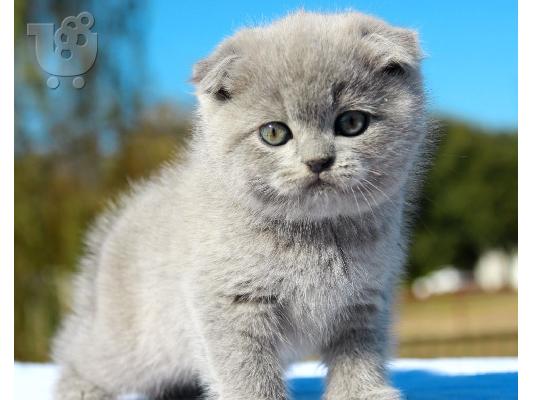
[305,156,335,174]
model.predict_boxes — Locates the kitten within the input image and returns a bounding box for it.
[53,11,428,400]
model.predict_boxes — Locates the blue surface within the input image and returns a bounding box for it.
[288,370,518,400]
[13,360,518,400]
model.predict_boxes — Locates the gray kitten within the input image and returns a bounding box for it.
[52,11,428,400]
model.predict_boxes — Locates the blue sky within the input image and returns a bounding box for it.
[147,0,517,130]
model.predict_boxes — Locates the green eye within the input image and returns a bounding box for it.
[259,122,292,146]
[334,110,370,137]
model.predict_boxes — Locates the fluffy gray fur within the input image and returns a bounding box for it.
[52,10,428,400]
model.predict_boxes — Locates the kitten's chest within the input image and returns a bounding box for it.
[269,224,386,291]
[275,238,391,359]
[206,217,396,309]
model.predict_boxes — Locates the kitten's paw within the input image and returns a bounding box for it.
[54,368,113,400]
[358,386,403,400]
[325,386,403,400]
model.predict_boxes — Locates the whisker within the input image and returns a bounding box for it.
[349,185,362,217]
[361,183,380,211]
[356,185,378,226]
[361,168,384,176]
[361,178,395,206]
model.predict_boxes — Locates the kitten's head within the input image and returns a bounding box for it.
[191,11,426,221]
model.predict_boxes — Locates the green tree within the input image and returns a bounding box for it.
[407,120,517,279]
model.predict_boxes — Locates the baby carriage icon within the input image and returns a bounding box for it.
[27,11,97,89]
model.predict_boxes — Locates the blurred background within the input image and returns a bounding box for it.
[15,0,517,361]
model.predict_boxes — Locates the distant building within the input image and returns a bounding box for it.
[411,266,468,299]
[509,252,518,290]
[474,249,517,292]
[411,249,517,299]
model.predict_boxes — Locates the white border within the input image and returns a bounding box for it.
[518,0,532,398]
[4,2,524,400]
[0,1,14,399]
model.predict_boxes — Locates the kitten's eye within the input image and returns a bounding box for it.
[334,110,370,137]
[259,122,292,146]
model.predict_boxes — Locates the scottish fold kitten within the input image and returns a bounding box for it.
[53,11,428,400]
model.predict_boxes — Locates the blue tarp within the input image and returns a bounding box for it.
[289,369,518,400]
[287,358,518,400]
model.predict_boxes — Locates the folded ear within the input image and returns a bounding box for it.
[389,28,422,64]
[191,43,240,101]
[366,28,423,76]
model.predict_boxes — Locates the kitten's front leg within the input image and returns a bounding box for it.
[193,293,288,400]
[321,308,402,400]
